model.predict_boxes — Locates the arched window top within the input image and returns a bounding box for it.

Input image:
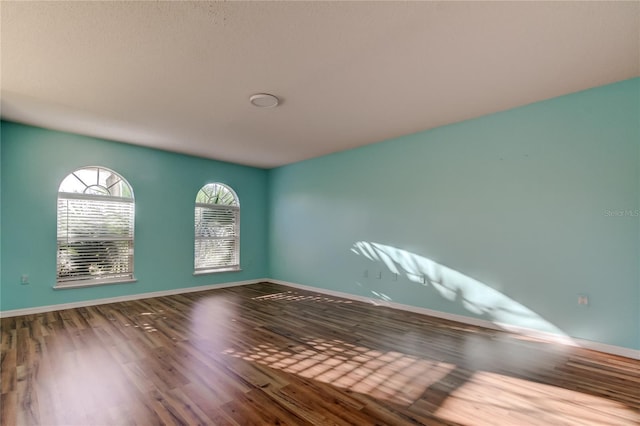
[59,166,133,199]
[195,183,238,206]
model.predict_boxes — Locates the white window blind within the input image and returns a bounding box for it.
[194,183,240,273]
[56,167,135,287]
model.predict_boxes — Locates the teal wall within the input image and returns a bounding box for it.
[2,79,638,350]
[0,122,269,311]
[269,78,640,350]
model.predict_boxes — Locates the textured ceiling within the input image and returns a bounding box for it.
[1,1,639,168]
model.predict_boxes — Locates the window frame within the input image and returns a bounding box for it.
[55,166,136,289]
[194,183,241,275]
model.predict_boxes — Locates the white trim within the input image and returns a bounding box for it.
[195,203,239,210]
[59,192,134,203]
[54,278,138,289]
[268,279,640,360]
[0,279,266,318]
[193,267,242,275]
[1,277,637,360]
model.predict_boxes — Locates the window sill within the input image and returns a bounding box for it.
[193,267,241,276]
[54,278,137,290]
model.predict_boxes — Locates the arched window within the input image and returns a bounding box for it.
[194,183,240,273]
[56,167,135,287]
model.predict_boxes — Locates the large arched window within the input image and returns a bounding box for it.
[56,167,135,287]
[194,183,240,273]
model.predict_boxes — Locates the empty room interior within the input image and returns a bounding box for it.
[1,2,639,425]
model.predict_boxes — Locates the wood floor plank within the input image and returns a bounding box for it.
[1,282,638,425]
[0,391,17,425]
[221,387,312,426]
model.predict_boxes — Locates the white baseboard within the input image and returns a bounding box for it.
[2,277,638,360]
[268,279,640,360]
[0,278,267,318]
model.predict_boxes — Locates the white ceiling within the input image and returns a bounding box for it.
[2,1,639,169]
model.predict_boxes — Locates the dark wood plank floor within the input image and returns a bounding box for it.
[1,282,639,425]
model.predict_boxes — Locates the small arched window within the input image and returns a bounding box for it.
[194,183,240,274]
[56,167,135,287]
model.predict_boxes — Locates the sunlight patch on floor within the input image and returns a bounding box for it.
[434,370,639,426]
[252,291,353,304]
[223,338,456,406]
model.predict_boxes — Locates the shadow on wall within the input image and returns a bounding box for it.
[351,241,568,340]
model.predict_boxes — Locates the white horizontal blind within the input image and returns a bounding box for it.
[57,195,134,284]
[194,205,239,271]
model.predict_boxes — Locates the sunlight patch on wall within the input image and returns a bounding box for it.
[352,241,568,338]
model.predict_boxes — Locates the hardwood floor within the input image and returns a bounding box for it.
[1,282,638,425]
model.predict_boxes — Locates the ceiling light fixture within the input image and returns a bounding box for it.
[249,93,279,108]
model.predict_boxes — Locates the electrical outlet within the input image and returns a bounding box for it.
[377,271,382,279]
[578,294,589,305]
[392,273,398,282]
[363,269,368,278]
[21,274,29,285]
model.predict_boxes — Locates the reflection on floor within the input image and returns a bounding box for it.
[1,282,638,425]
